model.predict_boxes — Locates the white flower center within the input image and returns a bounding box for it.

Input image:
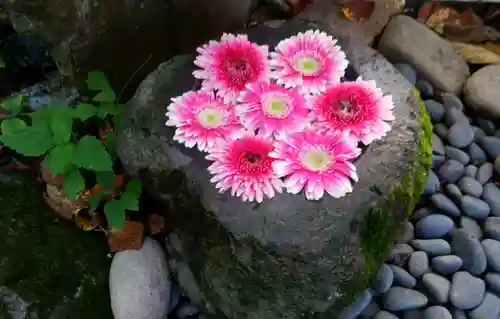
[197,107,223,128]
[296,57,319,76]
[302,149,331,172]
[262,93,292,119]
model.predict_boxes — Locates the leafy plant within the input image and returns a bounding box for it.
[0,71,141,230]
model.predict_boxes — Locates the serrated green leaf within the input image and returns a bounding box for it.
[96,171,116,188]
[62,169,85,201]
[93,90,116,104]
[104,199,126,230]
[86,71,112,92]
[97,104,122,119]
[0,95,24,115]
[0,126,54,156]
[72,136,113,171]
[105,131,117,161]
[73,103,97,121]
[120,191,139,211]
[50,107,73,145]
[41,143,75,176]
[30,107,53,131]
[1,118,27,135]
[126,179,142,196]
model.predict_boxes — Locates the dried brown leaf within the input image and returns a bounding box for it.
[417,3,437,22]
[425,5,460,34]
[443,24,500,44]
[483,42,500,56]
[44,185,91,221]
[341,0,375,23]
[148,214,165,235]
[452,42,500,65]
[107,221,144,252]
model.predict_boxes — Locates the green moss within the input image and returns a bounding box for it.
[0,173,112,319]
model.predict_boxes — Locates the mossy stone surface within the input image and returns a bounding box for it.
[117,21,431,318]
[0,173,112,319]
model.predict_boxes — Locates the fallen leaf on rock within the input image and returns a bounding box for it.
[424,5,460,34]
[452,42,500,64]
[148,214,165,235]
[341,0,375,23]
[107,221,144,252]
[483,42,500,56]
[443,24,500,44]
[44,185,91,221]
[417,2,437,23]
[74,209,99,231]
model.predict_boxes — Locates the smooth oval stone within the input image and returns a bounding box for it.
[424,306,452,319]
[424,170,440,195]
[425,100,444,122]
[444,108,468,127]
[383,287,428,312]
[411,207,433,222]
[374,263,393,294]
[394,63,417,85]
[442,93,464,111]
[476,118,496,135]
[338,288,372,319]
[431,193,461,217]
[433,123,449,140]
[438,160,464,183]
[483,183,500,217]
[450,271,485,310]
[445,184,462,204]
[432,133,445,155]
[459,216,483,239]
[448,122,474,148]
[478,136,500,159]
[415,214,454,239]
[411,239,451,257]
[403,310,424,319]
[387,243,414,266]
[432,154,446,170]
[495,156,500,175]
[485,272,500,294]
[476,162,493,185]
[176,303,199,318]
[450,308,467,319]
[467,143,487,166]
[473,126,486,142]
[360,301,380,318]
[431,255,463,276]
[481,239,500,272]
[422,273,451,304]
[390,264,416,288]
[444,146,469,165]
[468,292,500,319]
[458,176,483,197]
[374,310,398,319]
[451,229,487,275]
[460,195,490,220]
[464,164,478,178]
[484,217,500,240]
[417,80,434,99]
[408,251,429,277]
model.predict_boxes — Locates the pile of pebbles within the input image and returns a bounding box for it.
[340,63,500,319]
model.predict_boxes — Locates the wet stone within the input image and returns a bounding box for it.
[382,287,428,312]
[485,272,500,294]
[432,154,446,170]
[464,164,478,178]
[444,146,469,165]
[476,118,496,136]
[438,160,464,183]
[459,216,483,239]
[460,195,490,220]
[422,273,451,304]
[450,308,467,319]
[482,183,500,217]
[430,194,461,217]
[444,108,468,127]
[484,217,500,240]
[424,170,439,195]
[451,229,487,275]
[444,184,462,205]
[433,123,449,140]
[411,239,451,256]
[473,126,487,142]
[448,122,475,148]
[387,243,414,266]
[403,310,424,319]
[442,93,464,111]
[415,214,454,239]
[458,176,483,197]
[450,271,485,310]
[417,80,434,99]
[478,136,500,159]
[374,264,393,294]
[468,292,500,319]
[375,310,398,319]
[424,306,452,319]
[408,251,429,277]
[467,143,488,166]
[476,162,493,185]
[432,133,445,156]
[338,289,372,319]
[424,99,444,122]
[411,207,432,222]
[389,264,416,288]
[481,239,500,272]
[431,255,463,276]
[360,301,380,318]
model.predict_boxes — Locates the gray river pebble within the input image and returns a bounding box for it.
[482,239,500,272]
[424,306,452,319]
[464,164,478,177]
[383,287,428,312]
[374,264,393,294]
[432,154,446,170]
[387,244,413,266]
[338,289,372,319]
[430,194,460,217]
[458,176,483,197]
[424,170,439,195]
[442,93,464,111]
[431,255,463,276]
[450,271,485,310]
[444,184,462,204]
[415,214,454,239]
[422,273,450,304]
[476,118,496,135]
[484,217,500,240]
[417,80,434,99]
[451,229,487,275]
[412,239,451,256]
[476,162,494,185]
[389,265,416,288]
[478,136,500,159]
[375,310,398,319]
[459,216,483,239]
[425,99,444,122]
[438,160,464,183]
[483,183,500,217]
[473,126,487,142]
[408,251,429,277]
[485,272,500,294]
[444,107,468,127]
[432,133,445,155]
[460,195,490,220]
[444,146,470,165]
[433,123,448,140]
[468,292,500,319]
[467,143,488,166]
[448,122,474,148]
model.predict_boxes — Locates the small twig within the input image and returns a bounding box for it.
[117,54,153,102]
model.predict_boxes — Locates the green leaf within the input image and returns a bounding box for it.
[97,104,122,119]
[41,143,75,176]
[89,191,105,212]
[86,71,113,92]
[105,131,117,161]
[1,118,27,135]
[0,95,24,115]
[126,179,142,196]
[93,90,116,104]
[0,126,54,156]
[104,200,126,230]
[73,103,97,120]
[119,191,139,211]
[72,136,113,171]
[62,169,85,201]
[30,107,53,131]
[96,171,116,188]
[50,107,73,145]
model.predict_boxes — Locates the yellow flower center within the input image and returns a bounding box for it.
[197,108,222,128]
[296,58,319,76]
[302,150,331,172]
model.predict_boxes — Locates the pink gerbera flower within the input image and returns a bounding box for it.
[310,78,395,145]
[165,90,245,152]
[206,133,283,203]
[269,129,361,200]
[236,81,310,136]
[193,33,270,103]
[270,30,348,95]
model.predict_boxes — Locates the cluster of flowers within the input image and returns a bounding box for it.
[165,30,395,203]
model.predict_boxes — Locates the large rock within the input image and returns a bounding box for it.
[116,21,432,318]
[378,15,470,95]
[5,0,256,99]
[463,64,500,119]
[109,237,171,319]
